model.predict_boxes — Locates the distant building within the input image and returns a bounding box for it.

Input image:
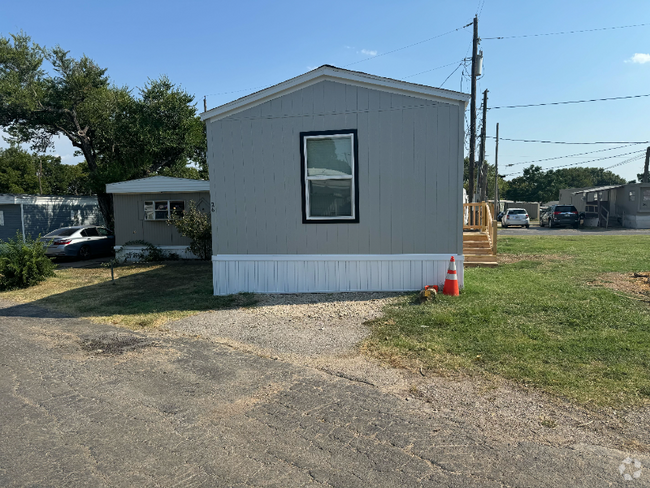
[106,176,210,260]
[559,183,650,228]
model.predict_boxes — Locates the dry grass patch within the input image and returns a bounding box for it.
[588,272,650,302]
[0,261,256,328]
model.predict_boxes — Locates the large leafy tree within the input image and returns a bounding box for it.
[0,33,206,227]
[505,165,626,203]
[0,146,91,195]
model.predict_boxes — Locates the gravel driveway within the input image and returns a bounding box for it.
[165,292,400,358]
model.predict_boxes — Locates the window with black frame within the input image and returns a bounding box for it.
[300,130,358,223]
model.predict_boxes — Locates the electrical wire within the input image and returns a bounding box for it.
[440,61,465,88]
[403,60,465,79]
[491,93,650,110]
[504,152,646,177]
[487,136,650,145]
[604,154,645,170]
[205,23,473,99]
[483,22,649,40]
[504,143,645,167]
[342,23,472,67]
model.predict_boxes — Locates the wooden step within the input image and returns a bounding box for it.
[464,249,493,255]
[463,234,490,241]
[465,261,498,268]
[464,242,492,250]
[464,254,497,262]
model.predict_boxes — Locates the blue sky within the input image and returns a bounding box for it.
[1,0,649,182]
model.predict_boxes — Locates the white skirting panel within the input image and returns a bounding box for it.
[212,254,464,295]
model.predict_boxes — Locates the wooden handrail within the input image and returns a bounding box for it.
[463,202,498,255]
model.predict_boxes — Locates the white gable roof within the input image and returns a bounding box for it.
[106,176,209,194]
[201,65,470,123]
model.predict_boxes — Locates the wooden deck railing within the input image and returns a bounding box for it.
[463,202,498,255]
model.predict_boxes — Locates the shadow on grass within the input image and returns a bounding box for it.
[0,261,256,326]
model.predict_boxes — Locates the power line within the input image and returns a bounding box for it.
[403,60,465,79]
[487,136,650,145]
[491,93,650,110]
[504,143,645,167]
[440,61,465,88]
[604,154,645,170]
[342,23,472,67]
[205,23,472,99]
[504,151,646,177]
[483,22,649,40]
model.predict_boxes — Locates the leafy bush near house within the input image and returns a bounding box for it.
[0,232,56,290]
[168,201,212,260]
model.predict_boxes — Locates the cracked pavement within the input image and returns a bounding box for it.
[0,299,648,487]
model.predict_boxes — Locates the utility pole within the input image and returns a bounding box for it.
[203,96,207,112]
[38,160,43,195]
[643,146,650,183]
[468,15,479,204]
[494,123,500,215]
[478,89,488,202]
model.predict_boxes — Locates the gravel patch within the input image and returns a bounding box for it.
[165,292,402,357]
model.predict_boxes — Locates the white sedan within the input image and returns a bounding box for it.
[501,208,530,228]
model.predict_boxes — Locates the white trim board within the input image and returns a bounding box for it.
[212,254,463,295]
[201,65,470,123]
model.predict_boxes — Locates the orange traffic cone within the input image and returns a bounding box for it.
[443,256,459,296]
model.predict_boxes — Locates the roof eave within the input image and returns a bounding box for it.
[201,65,470,123]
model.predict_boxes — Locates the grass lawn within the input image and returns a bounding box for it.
[0,261,256,328]
[362,236,650,407]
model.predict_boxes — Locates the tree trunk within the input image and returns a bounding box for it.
[97,193,114,230]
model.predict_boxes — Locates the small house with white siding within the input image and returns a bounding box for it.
[106,176,210,259]
[202,65,469,295]
[0,194,100,241]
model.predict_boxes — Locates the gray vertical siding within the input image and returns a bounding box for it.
[113,192,210,246]
[208,80,464,256]
[0,199,102,241]
[0,205,23,241]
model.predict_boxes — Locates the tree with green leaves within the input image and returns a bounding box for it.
[0,146,90,195]
[504,165,626,203]
[0,32,206,227]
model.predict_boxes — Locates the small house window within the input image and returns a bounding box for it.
[300,130,359,223]
[144,200,185,220]
[629,190,636,201]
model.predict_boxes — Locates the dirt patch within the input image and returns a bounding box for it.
[498,253,573,265]
[403,373,650,454]
[588,272,650,301]
[80,333,155,355]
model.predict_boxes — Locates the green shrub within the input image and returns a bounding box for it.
[168,201,212,260]
[0,232,56,290]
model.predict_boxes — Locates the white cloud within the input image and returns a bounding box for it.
[627,53,650,64]
[360,49,377,56]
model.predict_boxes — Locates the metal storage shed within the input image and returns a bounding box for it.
[0,194,101,242]
[202,65,470,295]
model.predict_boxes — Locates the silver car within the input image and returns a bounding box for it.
[41,226,115,259]
[502,208,530,228]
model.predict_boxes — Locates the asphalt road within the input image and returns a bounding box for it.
[1,299,648,487]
